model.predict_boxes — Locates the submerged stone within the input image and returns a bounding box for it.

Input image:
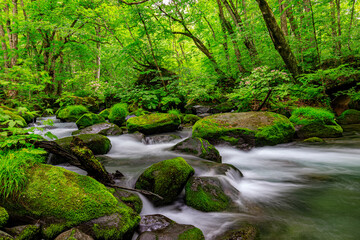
[171,137,222,162]
[135,157,194,206]
[192,112,295,150]
[127,113,181,135]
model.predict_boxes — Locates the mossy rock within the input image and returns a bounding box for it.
[192,112,295,150]
[75,113,106,130]
[0,206,9,228]
[72,123,122,136]
[337,109,360,125]
[55,134,111,155]
[137,214,204,240]
[127,113,181,135]
[144,134,181,144]
[55,228,93,240]
[108,103,128,126]
[171,137,222,163]
[111,189,143,214]
[56,105,89,122]
[303,137,325,143]
[289,107,343,139]
[215,224,259,240]
[0,164,140,239]
[4,224,41,240]
[185,176,235,212]
[99,108,111,120]
[0,230,13,239]
[135,157,194,206]
[0,109,27,128]
[182,114,201,126]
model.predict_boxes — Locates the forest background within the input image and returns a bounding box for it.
[0,0,359,115]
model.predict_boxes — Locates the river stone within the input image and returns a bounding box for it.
[75,113,106,130]
[72,122,122,136]
[127,113,181,135]
[171,137,222,163]
[182,114,201,126]
[144,134,181,144]
[186,160,244,177]
[56,105,89,122]
[337,109,360,125]
[55,228,94,240]
[0,206,9,228]
[112,189,143,214]
[215,224,258,240]
[4,224,41,240]
[0,230,13,239]
[137,214,204,240]
[135,157,194,206]
[0,164,140,239]
[55,134,111,155]
[192,112,295,150]
[185,176,240,212]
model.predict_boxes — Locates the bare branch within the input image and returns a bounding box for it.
[118,0,150,5]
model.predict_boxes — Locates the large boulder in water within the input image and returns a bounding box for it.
[0,164,140,239]
[55,134,111,155]
[185,176,240,212]
[336,109,360,125]
[135,157,194,206]
[192,112,295,150]
[171,137,222,163]
[56,105,89,122]
[75,113,106,130]
[137,214,204,240]
[289,107,343,139]
[0,206,9,228]
[72,122,122,136]
[127,113,181,135]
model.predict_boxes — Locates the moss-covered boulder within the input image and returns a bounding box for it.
[289,107,343,139]
[0,109,27,128]
[171,137,222,163]
[55,134,111,155]
[192,112,295,150]
[137,214,204,240]
[215,224,258,240]
[55,228,93,240]
[135,157,194,206]
[337,109,360,125]
[127,113,181,135]
[1,164,140,239]
[182,114,201,126]
[72,122,122,136]
[0,206,9,228]
[4,224,41,240]
[144,134,181,144]
[99,108,111,120]
[303,137,325,143]
[56,105,89,122]
[111,189,143,214]
[108,103,128,126]
[185,176,239,212]
[75,113,106,130]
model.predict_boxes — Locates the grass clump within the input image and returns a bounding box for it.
[0,148,47,199]
[108,103,128,126]
[289,107,336,125]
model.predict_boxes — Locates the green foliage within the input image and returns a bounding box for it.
[289,107,336,126]
[0,206,9,228]
[0,148,47,199]
[108,103,129,126]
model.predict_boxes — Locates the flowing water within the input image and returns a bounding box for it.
[37,117,360,240]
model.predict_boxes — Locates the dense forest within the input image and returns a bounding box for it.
[1,0,360,240]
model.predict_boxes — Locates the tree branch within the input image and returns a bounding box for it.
[118,0,150,5]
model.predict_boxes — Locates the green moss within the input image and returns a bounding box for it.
[178,227,205,240]
[0,148,47,199]
[0,109,27,128]
[55,134,111,155]
[289,107,336,126]
[108,103,128,126]
[0,206,9,228]
[183,114,201,125]
[185,177,231,212]
[99,108,111,119]
[193,112,294,147]
[16,225,40,240]
[112,189,143,214]
[42,222,70,239]
[56,105,89,122]
[127,113,181,135]
[75,113,105,130]
[337,109,360,125]
[135,157,194,206]
[303,137,325,143]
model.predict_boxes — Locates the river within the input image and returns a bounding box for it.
[33,117,360,240]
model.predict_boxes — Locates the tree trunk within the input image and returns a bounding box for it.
[279,0,288,36]
[0,24,9,69]
[335,0,341,55]
[330,0,341,55]
[286,5,300,39]
[256,0,300,78]
[95,26,101,80]
[347,0,356,51]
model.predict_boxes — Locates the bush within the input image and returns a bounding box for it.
[108,103,128,126]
